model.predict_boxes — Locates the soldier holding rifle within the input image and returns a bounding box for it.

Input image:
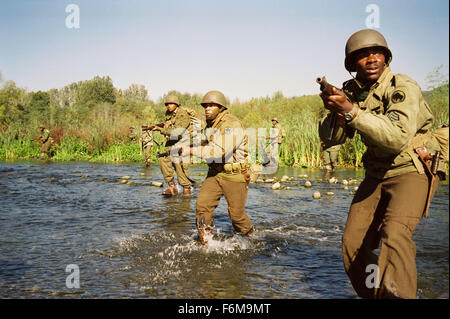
[143,95,192,196]
[318,29,445,299]
[176,90,254,244]
[38,125,53,160]
[140,126,154,167]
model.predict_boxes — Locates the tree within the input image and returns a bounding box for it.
[27,91,50,126]
[0,80,27,126]
[123,84,148,102]
[76,76,116,108]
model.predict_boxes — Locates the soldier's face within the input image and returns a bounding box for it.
[272,120,277,126]
[354,48,386,84]
[166,103,177,112]
[203,103,221,120]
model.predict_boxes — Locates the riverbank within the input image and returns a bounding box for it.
[0,139,355,168]
[2,139,449,176]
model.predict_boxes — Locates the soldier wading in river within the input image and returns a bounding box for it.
[262,117,286,167]
[140,126,153,167]
[152,95,193,196]
[183,90,254,244]
[38,125,53,160]
[319,29,446,299]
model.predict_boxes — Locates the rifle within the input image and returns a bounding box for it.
[141,123,164,131]
[156,140,208,158]
[317,76,338,141]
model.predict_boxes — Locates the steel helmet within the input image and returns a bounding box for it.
[344,29,392,72]
[164,95,180,106]
[201,90,227,108]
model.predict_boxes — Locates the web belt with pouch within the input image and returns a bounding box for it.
[210,163,250,183]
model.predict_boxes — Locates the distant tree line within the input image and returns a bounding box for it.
[0,68,448,167]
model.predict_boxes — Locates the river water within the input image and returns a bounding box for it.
[0,161,448,299]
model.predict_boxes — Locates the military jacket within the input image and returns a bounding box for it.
[160,106,192,150]
[273,123,286,144]
[319,67,443,179]
[40,129,50,144]
[141,130,153,148]
[200,110,249,183]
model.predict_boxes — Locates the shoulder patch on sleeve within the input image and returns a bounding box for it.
[387,111,400,122]
[391,90,406,103]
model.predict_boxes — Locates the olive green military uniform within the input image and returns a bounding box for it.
[273,122,286,145]
[321,138,341,171]
[262,119,286,165]
[141,129,153,166]
[159,106,192,188]
[39,128,53,160]
[196,109,253,236]
[320,66,444,298]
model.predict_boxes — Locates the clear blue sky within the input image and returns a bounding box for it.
[0,0,448,101]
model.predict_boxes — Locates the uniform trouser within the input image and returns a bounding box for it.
[196,176,253,235]
[143,145,152,163]
[342,171,440,299]
[159,155,191,188]
[41,141,52,159]
[323,150,338,168]
[262,142,280,164]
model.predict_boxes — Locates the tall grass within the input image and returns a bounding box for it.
[0,84,448,167]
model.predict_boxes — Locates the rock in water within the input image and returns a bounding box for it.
[313,191,321,199]
[328,177,338,184]
[152,181,163,187]
[272,182,281,190]
[304,181,312,188]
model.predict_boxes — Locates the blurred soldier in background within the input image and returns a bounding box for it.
[38,125,53,160]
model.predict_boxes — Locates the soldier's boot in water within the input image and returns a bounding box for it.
[182,187,192,196]
[325,164,333,171]
[162,181,178,196]
[198,227,213,245]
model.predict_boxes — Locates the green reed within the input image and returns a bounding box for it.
[0,84,448,168]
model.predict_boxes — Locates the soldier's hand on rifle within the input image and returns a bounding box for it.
[320,87,353,115]
[152,126,162,132]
